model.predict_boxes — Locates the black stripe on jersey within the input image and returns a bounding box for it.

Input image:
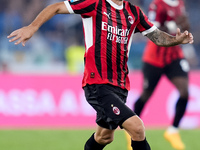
[69,0,86,5]
[116,9,122,87]
[73,2,96,14]
[129,4,139,33]
[129,4,138,23]
[123,4,132,29]
[122,6,130,88]
[139,9,152,29]
[134,27,140,33]
[106,1,113,83]
[95,0,103,77]
[82,15,92,18]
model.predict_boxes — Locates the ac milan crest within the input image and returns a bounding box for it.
[112,106,120,115]
[128,16,134,24]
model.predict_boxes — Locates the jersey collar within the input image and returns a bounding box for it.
[106,0,123,10]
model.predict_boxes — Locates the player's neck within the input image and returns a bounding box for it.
[111,0,123,6]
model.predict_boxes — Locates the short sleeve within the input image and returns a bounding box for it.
[135,8,157,35]
[64,0,97,16]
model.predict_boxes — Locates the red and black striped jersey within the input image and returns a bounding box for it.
[64,0,156,90]
[142,0,185,67]
[147,0,186,32]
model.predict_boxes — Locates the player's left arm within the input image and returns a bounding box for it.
[146,28,193,47]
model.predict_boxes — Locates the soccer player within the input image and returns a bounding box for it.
[7,0,193,150]
[126,0,191,150]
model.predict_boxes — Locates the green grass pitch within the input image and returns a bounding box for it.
[0,129,199,150]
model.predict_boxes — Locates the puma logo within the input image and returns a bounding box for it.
[103,12,111,19]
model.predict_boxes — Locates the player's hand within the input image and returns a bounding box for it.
[176,28,193,44]
[7,25,37,46]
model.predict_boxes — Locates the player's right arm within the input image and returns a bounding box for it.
[7,2,69,46]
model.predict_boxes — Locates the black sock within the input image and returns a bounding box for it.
[173,97,188,127]
[131,138,151,150]
[84,133,106,150]
[134,98,146,116]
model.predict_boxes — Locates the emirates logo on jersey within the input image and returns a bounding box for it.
[111,104,120,115]
[128,16,134,24]
[102,22,130,44]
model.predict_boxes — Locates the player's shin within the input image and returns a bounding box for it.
[84,133,106,150]
[131,138,151,150]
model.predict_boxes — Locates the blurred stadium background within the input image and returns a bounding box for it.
[0,0,200,150]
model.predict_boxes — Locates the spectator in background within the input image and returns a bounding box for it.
[126,0,192,150]
[23,0,46,25]
[65,38,85,74]
[2,0,24,34]
[1,0,198,73]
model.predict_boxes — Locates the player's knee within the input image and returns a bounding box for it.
[132,124,145,140]
[140,90,153,102]
[178,86,189,98]
[180,90,189,99]
[123,116,146,141]
[127,125,145,141]
[96,134,114,145]
[130,119,145,140]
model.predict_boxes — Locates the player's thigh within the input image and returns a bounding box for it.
[142,62,163,91]
[165,59,189,95]
[165,59,189,80]
[171,77,188,93]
